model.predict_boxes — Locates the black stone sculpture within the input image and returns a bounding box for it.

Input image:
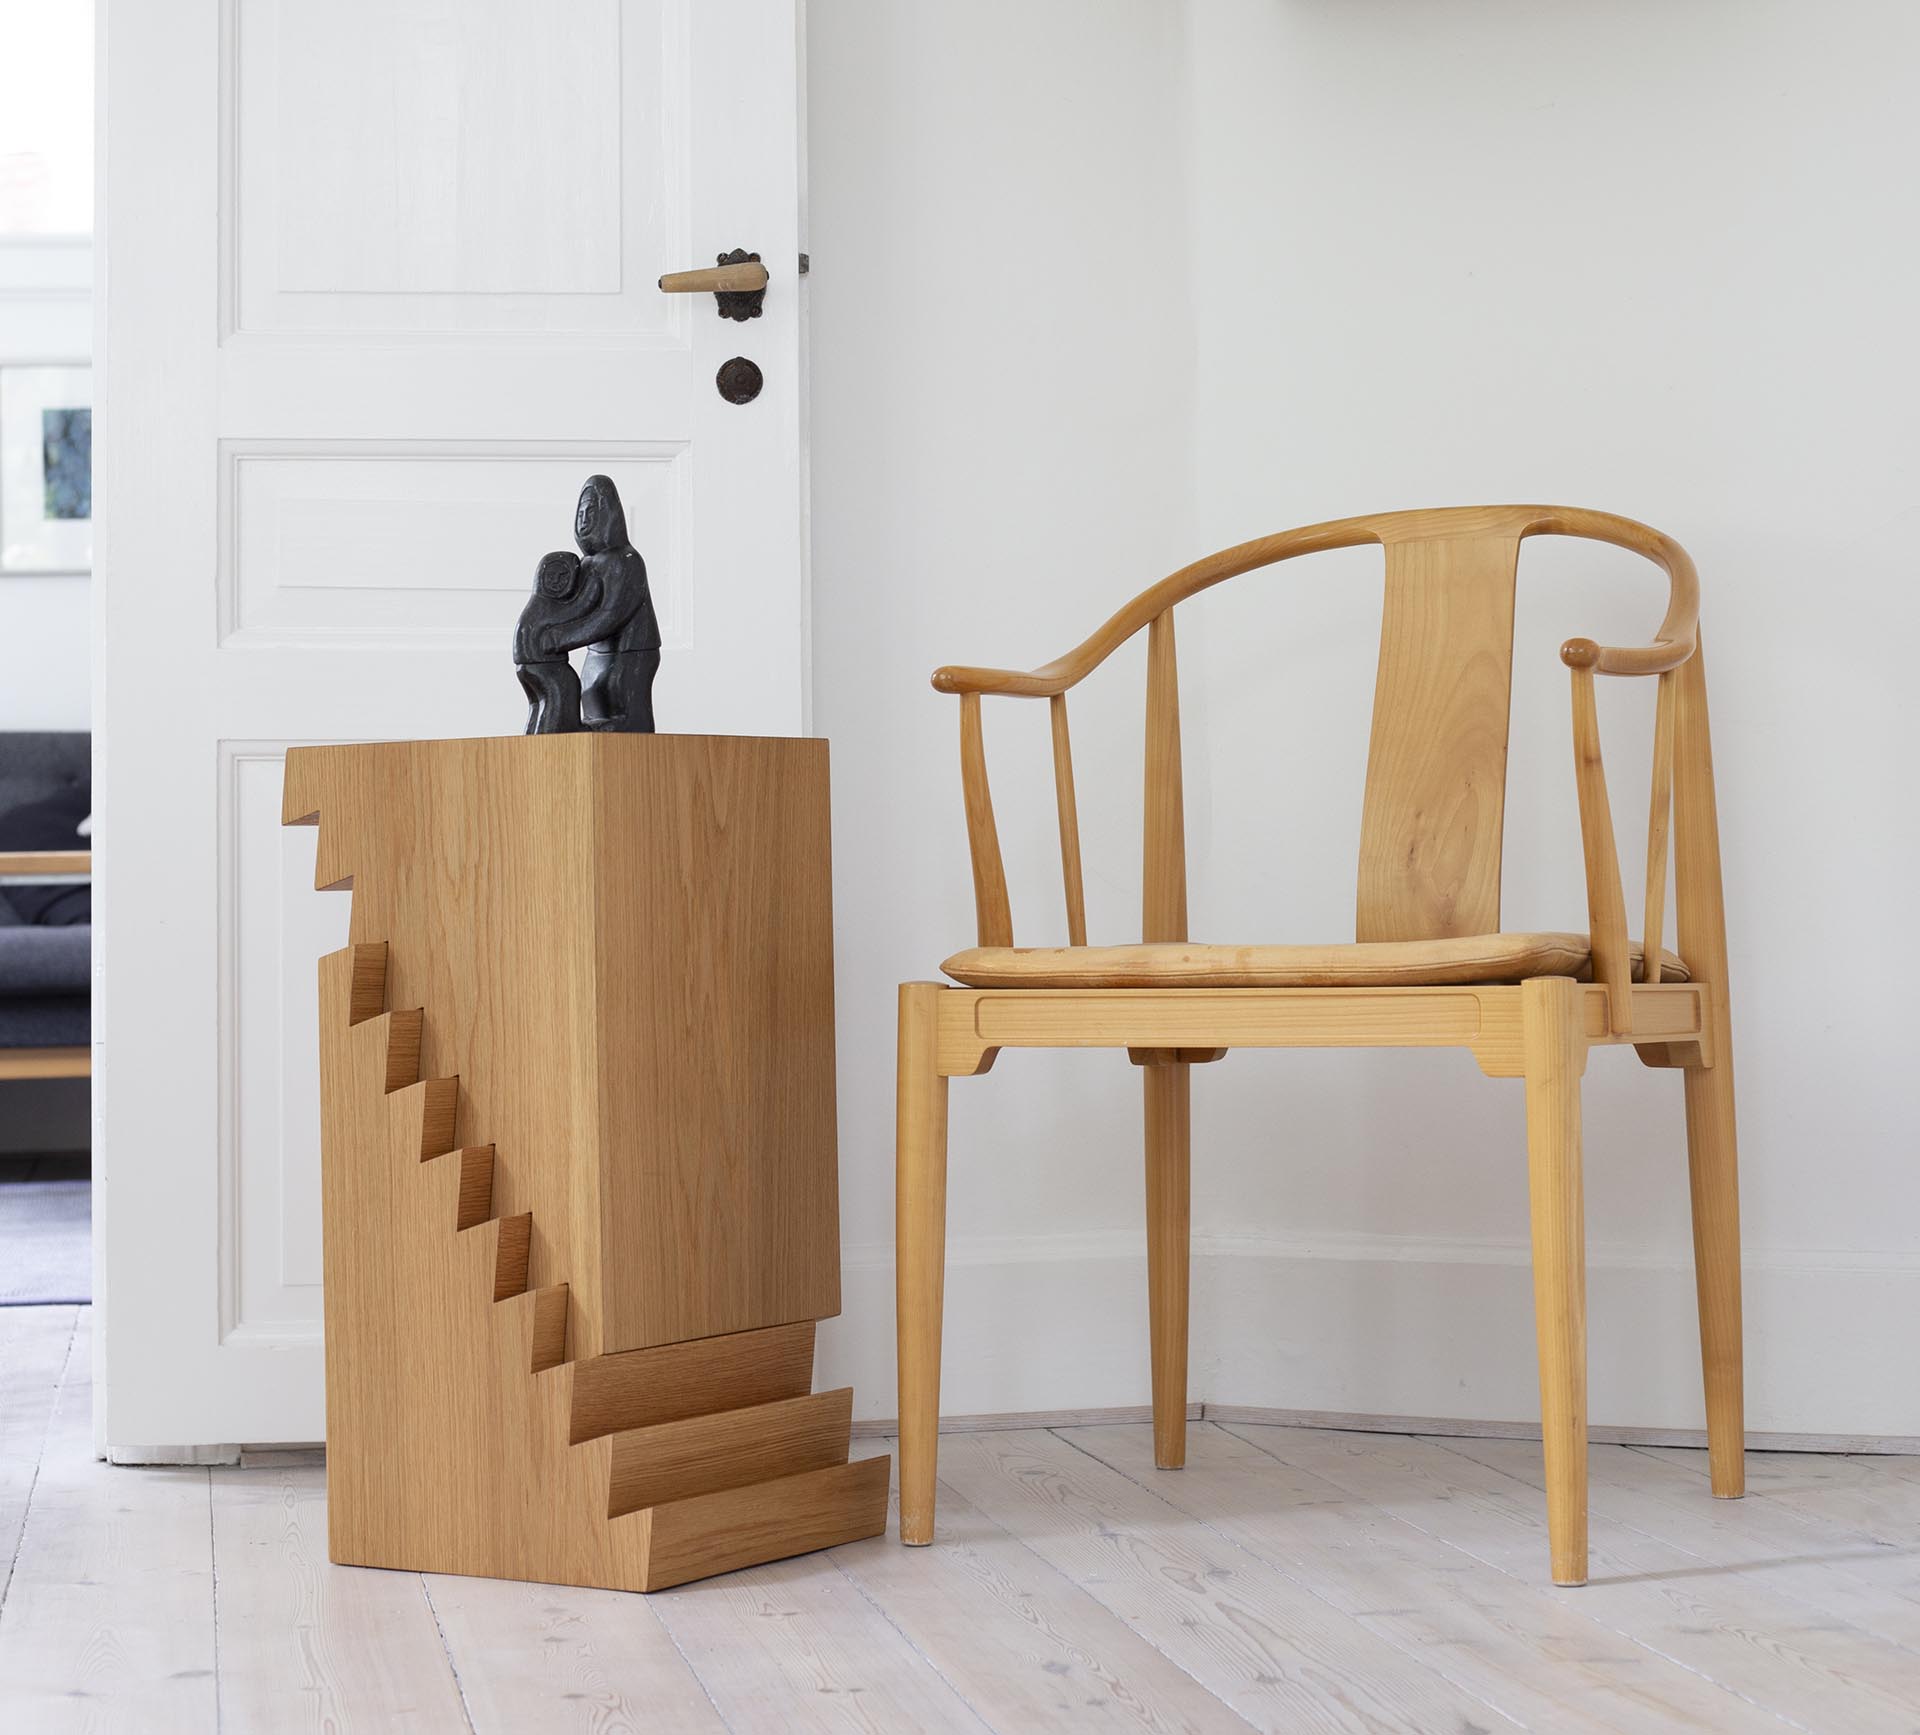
[514,475,661,734]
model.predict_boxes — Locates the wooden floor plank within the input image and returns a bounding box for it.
[0,1305,77,1606]
[0,1311,218,1735]
[1446,1437,1920,1654]
[1067,1421,1798,1735]
[829,1448,1255,1733]
[934,1427,1526,1734]
[422,1571,728,1735]
[647,1548,994,1734]
[210,1463,471,1734]
[1229,1424,1920,1735]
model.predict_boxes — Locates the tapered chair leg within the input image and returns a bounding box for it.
[1143,1061,1191,1469]
[1684,1052,1745,1498]
[896,983,951,1545]
[1521,978,1589,1586]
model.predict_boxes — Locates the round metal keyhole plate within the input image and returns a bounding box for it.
[716,356,763,404]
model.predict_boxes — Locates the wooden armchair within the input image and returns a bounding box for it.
[895,504,1741,1586]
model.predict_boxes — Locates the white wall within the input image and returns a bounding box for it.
[1182,0,1919,1437]
[809,0,1920,1438]
[807,1,1200,1417]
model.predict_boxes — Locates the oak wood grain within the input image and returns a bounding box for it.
[285,734,841,1360]
[1357,530,1519,942]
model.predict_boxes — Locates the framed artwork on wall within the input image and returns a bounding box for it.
[1,364,92,573]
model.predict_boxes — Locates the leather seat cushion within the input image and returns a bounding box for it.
[941,933,1690,990]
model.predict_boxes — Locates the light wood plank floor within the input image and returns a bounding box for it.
[4,1307,1918,1733]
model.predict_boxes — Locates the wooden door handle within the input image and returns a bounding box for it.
[658,261,769,294]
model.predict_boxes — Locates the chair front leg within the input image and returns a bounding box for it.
[1521,977,1590,1586]
[1143,1060,1191,1469]
[896,982,951,1545]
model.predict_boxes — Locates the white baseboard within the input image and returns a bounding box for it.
[851,1402,1203,1440]
[848,1402,1920,1455]
[107,1443,242,1466]
[830,1227,1920,1441]
[1196,1406,1920,1456]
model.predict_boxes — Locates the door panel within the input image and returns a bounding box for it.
[230,0,682,333]
[99,0,805,1447]
[218,440,688,648]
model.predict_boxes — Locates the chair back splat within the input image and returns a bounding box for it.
[1357,525,1520,942]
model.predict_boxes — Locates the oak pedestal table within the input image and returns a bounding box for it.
[284,733,888,1592]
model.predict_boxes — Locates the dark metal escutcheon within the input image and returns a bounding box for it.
[715,249,766,321]
[716,357,763,405]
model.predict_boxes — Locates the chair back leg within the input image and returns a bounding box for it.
[1522,977,1590,1586]
[896,983,952,1544]
[1143,1060,1192,1468]
[1684,1054,1745,1497]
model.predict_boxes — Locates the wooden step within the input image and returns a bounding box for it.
[622,1455,891,1592]
[386,1075,458,1158]
[345,941,389,1025]
[568,1321,816,1444]
[449,1145,495,1231]
[499,1283,569,1373]
[373,1008,423,1092]
[607,1388,854,1517]
[485,1212,533,1300]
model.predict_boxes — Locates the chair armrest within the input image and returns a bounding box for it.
[932,661,1075,697]
[1561,636,1693,677]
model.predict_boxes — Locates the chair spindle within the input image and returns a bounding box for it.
[958,692,1014,947]
[1050,694,1089,947]
[1642,668,1677,983]
[1569,664,1633,1033]
[1143,609,1188,944]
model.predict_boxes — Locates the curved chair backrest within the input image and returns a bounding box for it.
[933,506,1718,1022]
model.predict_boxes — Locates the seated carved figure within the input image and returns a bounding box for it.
[513,475,661,734]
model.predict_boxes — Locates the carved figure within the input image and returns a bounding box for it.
[514,476,661,734]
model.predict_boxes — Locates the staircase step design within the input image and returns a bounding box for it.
[312,936,888,1592]
[624,1457,894,1592]
[608,1387,856,1516]
[569,1320,817,1445]
[345,941,388,1026]
[377,1008,423,1092]
[450,1146,495,1231]
[488,1213,533,1300]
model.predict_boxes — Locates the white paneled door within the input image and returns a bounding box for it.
[96,0,808,1449]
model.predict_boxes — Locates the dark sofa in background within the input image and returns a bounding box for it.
[0,732,91,1076]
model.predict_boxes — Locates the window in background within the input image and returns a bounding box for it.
[0,0,94,236]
